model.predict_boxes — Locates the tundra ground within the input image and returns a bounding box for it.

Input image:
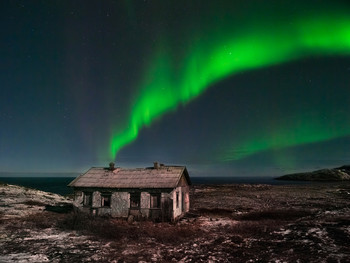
[0,182,349,262]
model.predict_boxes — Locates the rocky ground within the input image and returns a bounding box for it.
[0,182,349,262]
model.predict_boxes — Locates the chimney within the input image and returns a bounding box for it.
[153,162,160,169]
[109,162,115,171]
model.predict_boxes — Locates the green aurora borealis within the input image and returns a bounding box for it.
[110,10,350,161]
[2,0,350,172]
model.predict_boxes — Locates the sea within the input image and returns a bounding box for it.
[0,173,309,196]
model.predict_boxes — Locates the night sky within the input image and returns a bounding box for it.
[1,0,350,176]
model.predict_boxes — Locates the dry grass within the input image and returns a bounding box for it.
[3,210,202,245]
[24,213,56,228]
[225,219,281,236]
[195,207,234,217]
[58,212,202,244]
[138,221,201,243]
[5,211,65,231]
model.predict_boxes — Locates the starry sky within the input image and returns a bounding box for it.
[1,0,350,176]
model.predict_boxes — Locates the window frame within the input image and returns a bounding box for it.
[130,192,141,208]
[176,192,179,208]
[101,194,111,207]
[83,192,92,206]
[150,193,161,209]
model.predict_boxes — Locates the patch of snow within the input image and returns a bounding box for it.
[23,232,71,241]
[324,210,338,215]
[198,216,238,228]
[307,227,327,239]
[274,229,292,235]
[0,253,49,262]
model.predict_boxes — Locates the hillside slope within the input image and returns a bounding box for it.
[276,165,350,181]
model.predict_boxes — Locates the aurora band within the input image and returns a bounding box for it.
[110,12,350,160]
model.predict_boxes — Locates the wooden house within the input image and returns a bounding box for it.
[68,162,191,221]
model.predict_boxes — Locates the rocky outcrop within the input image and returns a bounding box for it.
[0,183,71,219]
[276,165,350,181]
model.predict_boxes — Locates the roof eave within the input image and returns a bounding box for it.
[67,167,94,187]
[174,166,191,187]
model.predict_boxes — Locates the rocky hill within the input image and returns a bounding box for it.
[276,165,350,181]
[0,182,71,219]
[0,183,72,220]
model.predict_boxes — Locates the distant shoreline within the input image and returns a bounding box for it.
[0,176,311,196]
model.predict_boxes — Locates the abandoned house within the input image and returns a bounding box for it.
[68,162,191,221]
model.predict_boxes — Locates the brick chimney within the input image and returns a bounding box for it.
[109,162,115,171]
[153,162,160,169]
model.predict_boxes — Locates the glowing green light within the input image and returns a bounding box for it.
[110,12,350,160]
[221,118,350,161]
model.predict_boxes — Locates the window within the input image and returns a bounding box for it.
[83,192,92,206]
[182,192,185,212]
[150,193,161,208]
[101,194,111,207]
[130,193,140,208]
[176,192,179,208]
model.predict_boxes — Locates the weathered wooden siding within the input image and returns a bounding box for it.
[111,192,129,217]
[73,191,83,207]
[140,192,150,218]
[92,191,101,208]
[161,192,172,221]
[73,188,188,221]
[171,174,191,220]
[71,166,190,221]
[183,186,190,212]
[172,187,182,219]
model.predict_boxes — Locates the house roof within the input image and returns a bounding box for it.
[68,165,191,189]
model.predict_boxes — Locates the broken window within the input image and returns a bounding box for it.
[101,194,111,207]
[176,192,179,208]
[130,193,140,208]
[150,193,161,208]
[83,192,92,206]
[182,192,185,212]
